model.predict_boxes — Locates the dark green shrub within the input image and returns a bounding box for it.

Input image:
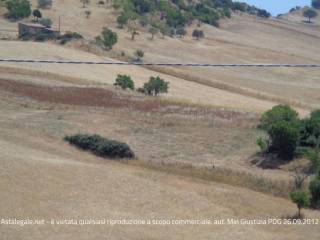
[269,121,299,160]
[33,9,42,20]
[114,74,134,90]
[6,0,31,20]
[64,134,135,159]
[192,29,204,40]
[58,32,83,44]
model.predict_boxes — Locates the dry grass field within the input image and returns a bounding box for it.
[1,88,320,240]
[1,1,320,239]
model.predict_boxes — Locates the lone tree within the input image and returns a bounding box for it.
[85,10,91,18]
[129,27,139,40]
[96,28,118,50]
[142,76,169,96]
[33,9,42,20]
[192,29,204,40]
[5,0,31,20]
[117,12,129,28]
[38,0,52,8]
[290,191,310,219]
[303,8,318,23]
[114,75,134,90]
[134,49,144,62]
[312,0,320,9]
[149,27,158,40]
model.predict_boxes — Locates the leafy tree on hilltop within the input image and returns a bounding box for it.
[6,0,31,20]
[303,8,318,23]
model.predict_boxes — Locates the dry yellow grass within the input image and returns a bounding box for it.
[0,94,320,240]
[0,0,319,113]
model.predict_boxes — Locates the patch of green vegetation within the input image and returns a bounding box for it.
[112,0,270,37]
[64,134,135,159]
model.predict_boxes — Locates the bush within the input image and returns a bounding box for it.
[58,32,83,44]
[290,191,310,218]
[256,137,269,153]
[134,49,144,61]
[96,28,118,50]
[114,74,134,90]
[309,177,320,208]
[192,29,204,40]
[39,18,52,28]
[142,76,169,96]
[269,121,299,160]
[5,0,31,20]
[38,0,52,8]
[259,105,299,131]
[64,134,135,159]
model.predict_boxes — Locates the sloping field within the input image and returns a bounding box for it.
[0,41,278,112]
[0,93,320,240]
[0,0,319,112]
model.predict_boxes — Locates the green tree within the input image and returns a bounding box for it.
[134,49,144,61]
[143,76,169,96]
[303,8,318,23]
[290,191,310,218]
[269,121,300,160]
[312,0,320,9]
[6,0,31,20]
[96,28,118,50]
[259,105,299,131]
[32,9,42,20]
[117,12,129,28]
[114,74,134,90]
